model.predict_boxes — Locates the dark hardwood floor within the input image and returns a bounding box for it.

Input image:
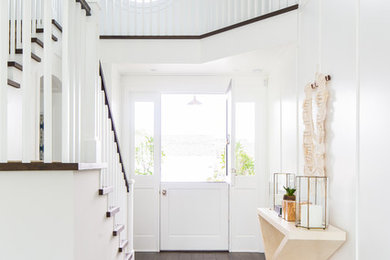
[135,252,265,260]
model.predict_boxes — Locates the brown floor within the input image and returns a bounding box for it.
[135,252,265,260]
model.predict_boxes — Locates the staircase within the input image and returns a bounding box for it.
[0,0,134,259]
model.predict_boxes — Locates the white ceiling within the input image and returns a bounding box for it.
[116,45,292,76]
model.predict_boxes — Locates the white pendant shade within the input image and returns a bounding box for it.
[188,96,202,105]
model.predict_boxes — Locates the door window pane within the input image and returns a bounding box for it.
[235,103,255,176]
[161,94,226,182]
[134,102,154,175]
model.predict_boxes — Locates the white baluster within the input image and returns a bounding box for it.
[69,0,76,162]
[62,0,70,163]
[32,0,37,36]
[0,0,8,162]
[22,0,34,162]
[43,0,53,162]
[261,0,266,15]
[104,104,109,186]
[10,0,16,60]
[74,3,82,162]
[127,180,134,255]
[16,0,22,50]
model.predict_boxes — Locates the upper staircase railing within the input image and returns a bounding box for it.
[99,0,298,37]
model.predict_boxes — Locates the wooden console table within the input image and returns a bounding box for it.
[257,208,346,260]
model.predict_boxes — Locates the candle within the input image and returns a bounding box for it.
[300,204,323,228]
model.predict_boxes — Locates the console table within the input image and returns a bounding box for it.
[257,208,346,260]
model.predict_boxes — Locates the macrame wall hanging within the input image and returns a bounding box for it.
[302,74,331,176]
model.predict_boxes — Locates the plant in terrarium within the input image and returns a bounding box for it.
[282,186,296,222]
[283,186,296,200]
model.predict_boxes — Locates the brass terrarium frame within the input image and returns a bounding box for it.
[273,173,295,210]
[295,176,328,230]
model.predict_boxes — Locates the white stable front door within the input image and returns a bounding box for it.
[160,182,229,251]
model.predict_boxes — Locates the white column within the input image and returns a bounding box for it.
[43,0,53,162]
[74,3,82,162]
[69,0,76,162]
[0,0,8,162]
[82,2,101,162]
[61,0,70,162]
[22,0,34,162]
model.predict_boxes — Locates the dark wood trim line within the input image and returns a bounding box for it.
[100,35,201,40]
[76,0,92,16]
[31,37,44,48]
[0,162,107,171]
[52,19,63,32]
[8,61,23,71]
[201,4,298,38]
[100,4,298,40]
[7,79,20,88]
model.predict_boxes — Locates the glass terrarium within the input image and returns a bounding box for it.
[295,176,329,229]
[272,173,295,214]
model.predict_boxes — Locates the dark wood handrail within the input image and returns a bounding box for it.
[76,0,92,16]
[99,61,130,193]
[100,4,298,40]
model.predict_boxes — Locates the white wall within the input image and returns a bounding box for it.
[0,169,122,260]
[359,1,390,259]
[267,0,390,259]
[0,171,74,260]
[7,87,22,160]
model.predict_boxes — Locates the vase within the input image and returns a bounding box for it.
[282,200,296,222]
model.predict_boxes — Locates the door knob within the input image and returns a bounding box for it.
[162,189,167,196]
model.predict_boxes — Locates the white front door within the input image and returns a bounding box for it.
[159,94,229,251]
[160,182,229,250]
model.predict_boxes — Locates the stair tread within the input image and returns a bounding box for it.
[125,253,133,260]
[15,49,41,62]
[118,239,128,252]
[7,79,20,89]
[8,61,23,71]
[106,206,120,217]
[113,224,125,236]
[31,37,44,48]
[98,186,113,195]
[34,29,58,42]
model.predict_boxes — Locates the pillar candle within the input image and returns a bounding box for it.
[300,204,323,228]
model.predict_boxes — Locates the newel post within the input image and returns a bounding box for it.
[80,0,102,162]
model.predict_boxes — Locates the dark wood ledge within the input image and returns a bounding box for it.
[0,162,107,171]
[100,4,298,40]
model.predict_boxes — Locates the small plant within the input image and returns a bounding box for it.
[283,186,296,201]
[283,186,296,196]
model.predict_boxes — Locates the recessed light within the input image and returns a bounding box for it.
[150,68,157,72]
[253,68,262,73]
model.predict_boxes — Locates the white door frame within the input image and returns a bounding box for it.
[128,92,161,252]
[127,78,266,252]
